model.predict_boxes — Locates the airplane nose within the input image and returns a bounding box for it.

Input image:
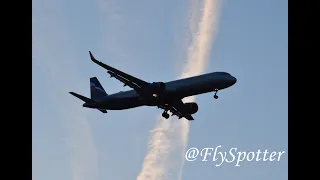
[230,76,237,85]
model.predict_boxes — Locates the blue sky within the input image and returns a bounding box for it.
[32,0,287,179]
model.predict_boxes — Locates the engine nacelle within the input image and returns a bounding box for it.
[149,82,166,93]
[183,102,199,114]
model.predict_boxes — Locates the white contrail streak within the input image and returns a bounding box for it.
[137,0,221,179]
[177,0,221,179]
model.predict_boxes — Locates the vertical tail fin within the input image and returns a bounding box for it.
[90,77,107,100]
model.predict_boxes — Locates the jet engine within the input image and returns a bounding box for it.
[182,102,198,114]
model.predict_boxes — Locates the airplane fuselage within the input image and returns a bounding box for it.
[86,72,237,110]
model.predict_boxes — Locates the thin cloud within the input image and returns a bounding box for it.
[137,0,221,179]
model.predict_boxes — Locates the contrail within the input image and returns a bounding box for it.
[137,0,221,179]
[177,0,221,179]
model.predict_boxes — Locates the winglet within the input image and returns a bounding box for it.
[89,51,96,61]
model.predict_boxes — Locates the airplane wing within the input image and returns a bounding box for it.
[107,71,142,93]
[89,51,149,89]
[170,107,194,121]
[170,99,195,120]
[158,100,195,121]
[183,114,194,121]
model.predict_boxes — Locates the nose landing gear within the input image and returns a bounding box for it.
[214,89,219,99]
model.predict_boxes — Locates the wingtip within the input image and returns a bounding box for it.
[89,51,95,61]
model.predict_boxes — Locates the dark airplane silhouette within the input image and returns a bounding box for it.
[69,51,237,120]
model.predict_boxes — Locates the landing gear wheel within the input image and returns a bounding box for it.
[214,89,219,99]
[165,113,170,119]
[162,112,170,119]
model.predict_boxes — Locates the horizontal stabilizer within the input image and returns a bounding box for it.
[69,92,108,113]
[69,92,95,103]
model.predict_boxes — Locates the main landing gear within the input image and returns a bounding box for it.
[162,110,170,119]
[214,89,219,99]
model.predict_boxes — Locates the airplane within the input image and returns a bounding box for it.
[69,51,237,121]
